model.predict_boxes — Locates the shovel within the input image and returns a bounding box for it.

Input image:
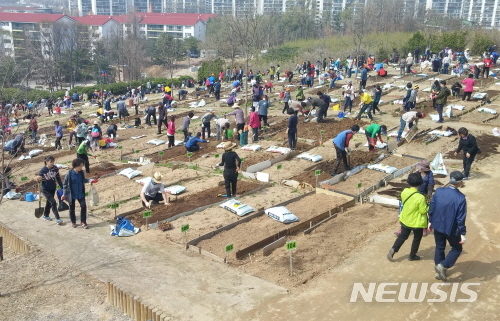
[347,150,351,168]
[34,184,44,218]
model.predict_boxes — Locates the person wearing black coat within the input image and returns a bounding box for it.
[454,127,480,179]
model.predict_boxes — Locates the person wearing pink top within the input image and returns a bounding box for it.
[461,74,475,101]
[166,115,176,149]
[248,107,260,142]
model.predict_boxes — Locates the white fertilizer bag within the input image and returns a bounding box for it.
[382,84,394,90]
[174,140,184,146]
[493,127,500,136]
[265,206,299,224]
[430,153,448,176]
[28,149,43,157]
[135,177,151,185]
[216,142,226,149]
[164,185,186,195]
[55,164,68,169]
[119,168,142,179]
[427,130,453,137]
[220,199,255,217]
[363,142,388,149]
[388,130,408,138]
[147,139,166,145]
[198,99,206,107]
[18,155,31,160]
[473,93,487,99]
[266,146,291,154]
[447,104,465,110]
[421,87,432,92]
[131,135,147,140]
[478,107,498,114]
[241,144,262,151]
[296,153,323,162]
[367,164,398,174]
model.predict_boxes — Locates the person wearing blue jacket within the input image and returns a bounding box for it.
[428,171,467,282]
[360,65,368,89]
[54,120,63,150]
[331,125,359,174]
[185,132,208,152]
[62,158,98,229]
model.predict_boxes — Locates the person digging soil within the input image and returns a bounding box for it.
[331,124,360,175]
[140,172,170,209]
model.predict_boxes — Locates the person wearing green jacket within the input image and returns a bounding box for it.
[388,172,429,262]
[295,86,305,102]
[76,139,95,174]
[364,123,387,152]
[435,80,451,123]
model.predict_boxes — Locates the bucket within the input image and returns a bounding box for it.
[227,129,233,138]
[338,112,345,118]
[332,104,340,111]
[25,192,35,202]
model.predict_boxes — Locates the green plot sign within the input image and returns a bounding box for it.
[143,210,152,218]
[286,241,297,251]
[181,224,190,232]
[225,243,234,253]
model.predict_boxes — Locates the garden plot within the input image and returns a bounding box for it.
[324,168,389,196]
[164,185,299,244]
[123,179,263,226]
[234,203,397,288]
[459,104,500,123]
[272,118,367,142]
[444,134,500,161]
[195,193,351,260]
[91,165,202,214]
[379,155,421,169]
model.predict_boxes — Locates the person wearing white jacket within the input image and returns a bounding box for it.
[406,53,414,73]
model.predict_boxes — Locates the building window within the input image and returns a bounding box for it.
[185,33,191,37]
[91,26,99,30]
[3,38,11,43]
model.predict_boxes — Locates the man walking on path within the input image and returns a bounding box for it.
[428,171,467,282]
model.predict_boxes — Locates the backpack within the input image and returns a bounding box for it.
[91,127,100,138]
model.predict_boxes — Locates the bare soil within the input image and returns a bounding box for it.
[444,134,500,161]
[235,203,397,288]
[196,193,349,259]
[328,168,388,196]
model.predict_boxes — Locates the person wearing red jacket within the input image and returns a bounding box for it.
[248,107,260,142]
[483,56,493,78]
[29,116,38,142]
[166,115,176,149]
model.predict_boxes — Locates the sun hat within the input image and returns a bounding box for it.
[93,120,99,125]
[416,160,430,171]
[223,141,236,151]
[152,172,163,184]
[232,103,240,108]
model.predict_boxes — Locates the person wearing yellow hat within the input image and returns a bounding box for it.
[218,142,241,198]
[140,172,170,208]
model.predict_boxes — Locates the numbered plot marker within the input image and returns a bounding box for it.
[357,182,362,189]
[225,243,234,253]
[277,164,282,170]
[215,154,220,158]
[21,176,28,181]
[118,146,123,149]
[181,224,190,232]
[159,151,164,156]
[143,210,152,218]
[286,241,297,250]
[315,170,321,176]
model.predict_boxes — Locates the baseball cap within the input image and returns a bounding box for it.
[449,171,465,184]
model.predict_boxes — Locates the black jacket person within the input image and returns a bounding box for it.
[218,142,241,198]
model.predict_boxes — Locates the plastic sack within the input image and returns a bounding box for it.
[4,191,21,199]
[473,93,487,99]
[135,177,151,185]
[198,99,206,107]
[174,140,184,146]
[216,142,226,149]
[427,130,453,137]
[367,164,398,174]
[111,216,140,237]
[478,107,498,114]
[492,127,500,136]
[430,153,448,176]
[119,168,142,179]
[363,142,388,149]
[164,185,186,195]
[241,144,262,151]
[29,149,43,157]
[88,185,99,206]
[447,104,465,110]
[265,146,291,154]
[147,139,166,145]
[18,155,31,160]
[296,153,323,162]
[265,206,299,224]
[220,199,255,217]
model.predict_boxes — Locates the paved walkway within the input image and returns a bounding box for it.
[0,201,287,321]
